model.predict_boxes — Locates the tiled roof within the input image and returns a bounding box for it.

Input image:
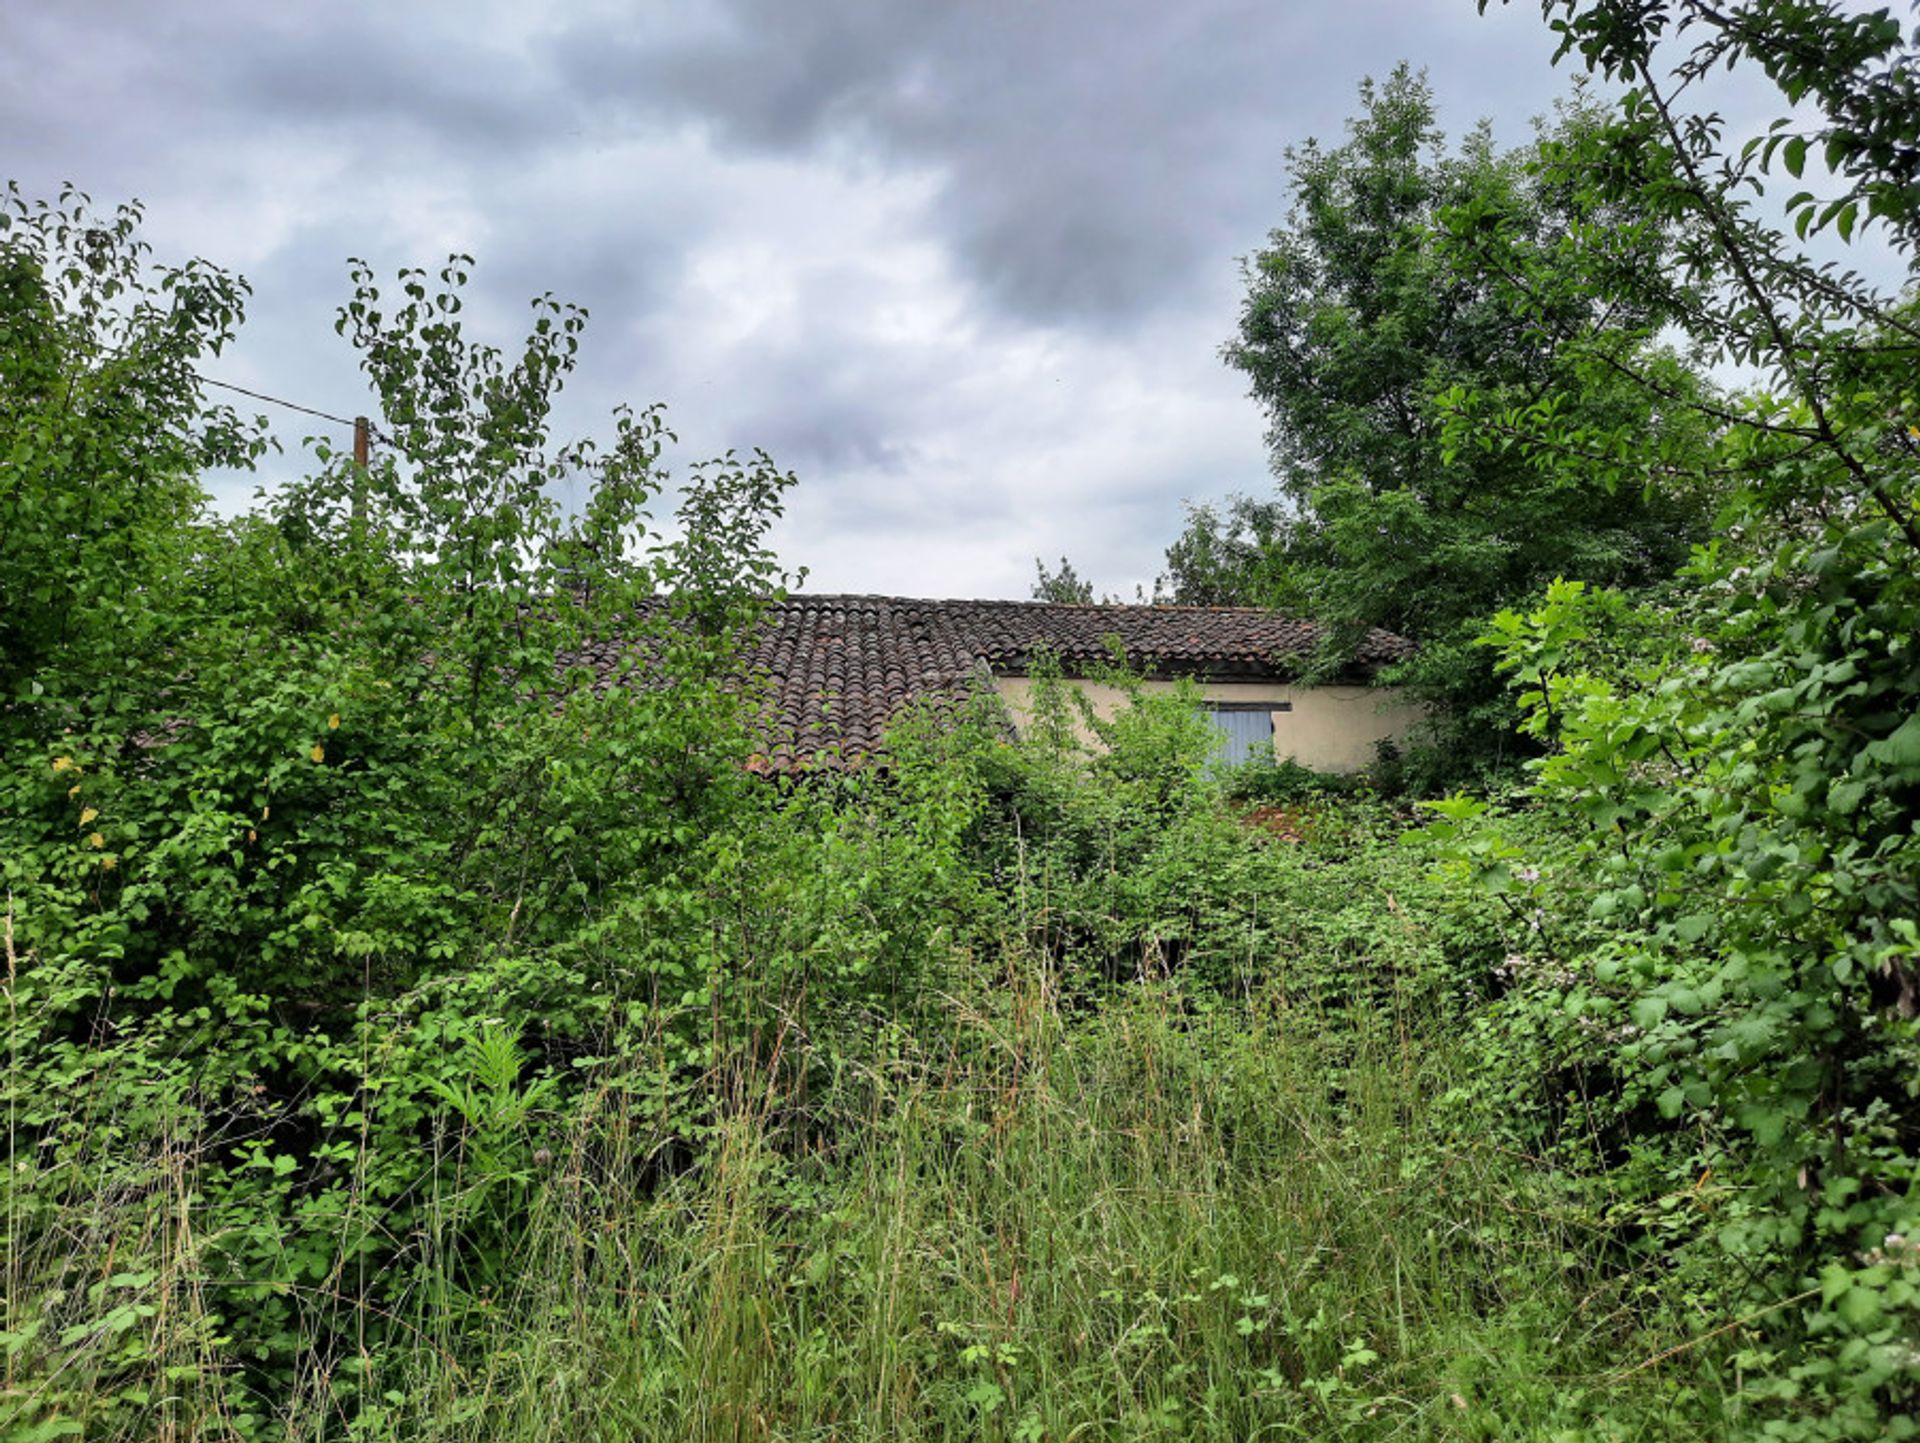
[914,597,1411,674]
[735,597,985,770]
[581,596,1412,770]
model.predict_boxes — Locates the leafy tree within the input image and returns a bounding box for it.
[1155,496,1306,611]
[1030,554,1095,604]
[1428,3,1920,1433]
[0,184,266,719]
[1168,67,1719,779]
[0,196,814,1413]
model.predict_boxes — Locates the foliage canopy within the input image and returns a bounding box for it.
[1421,3,1920,1436]
[1168,65,1721,779]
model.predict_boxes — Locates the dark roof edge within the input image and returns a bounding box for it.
[780,592,1319,618]
[983,655,1390,684]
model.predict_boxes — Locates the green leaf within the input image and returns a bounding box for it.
[965,1381,1005,1413]
[1828,778,1868,815]
[1675,914,1712,942]
[1736,1103,1787,1148]
[1834,1285,1882,1329]
[1864,712,1920,775]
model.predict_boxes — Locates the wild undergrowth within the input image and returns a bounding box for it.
[3,856,1738,1443]
[320,985,1736,1443]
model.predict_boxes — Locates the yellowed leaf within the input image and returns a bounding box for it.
[87,832,105,849]
[310,744,326,764]
[328,712,341,730]
[51,756,72,773]
[79,806,99,826]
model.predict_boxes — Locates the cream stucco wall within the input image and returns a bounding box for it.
[992,676,1424,774]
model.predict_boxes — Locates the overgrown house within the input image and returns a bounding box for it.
[591,596,1420,774]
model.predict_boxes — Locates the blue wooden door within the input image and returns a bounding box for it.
[1208,707,1273,767]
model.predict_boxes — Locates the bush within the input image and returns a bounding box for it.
[1219,754,1358,806]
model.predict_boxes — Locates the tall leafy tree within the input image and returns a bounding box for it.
[0,199,808,1403]
[1168,68,1718,778]
[0,184,266,722]
[1430,3,1920,1433]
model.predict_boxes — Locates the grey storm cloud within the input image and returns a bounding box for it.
[3,0,1591,597]
[547,0,1366,326]
[736,397,919,479]
[218,35,553,150]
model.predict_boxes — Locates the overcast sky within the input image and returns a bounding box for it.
[0,1,1740,597]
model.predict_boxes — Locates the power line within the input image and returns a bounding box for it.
[194,371,392,455]
[91,336,389,456]
[196,373,360,430]
[92,339,376,438]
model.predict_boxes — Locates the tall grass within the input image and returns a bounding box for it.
[6,932,1739,1441]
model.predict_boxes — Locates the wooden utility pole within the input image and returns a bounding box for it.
[351,416,370,527]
